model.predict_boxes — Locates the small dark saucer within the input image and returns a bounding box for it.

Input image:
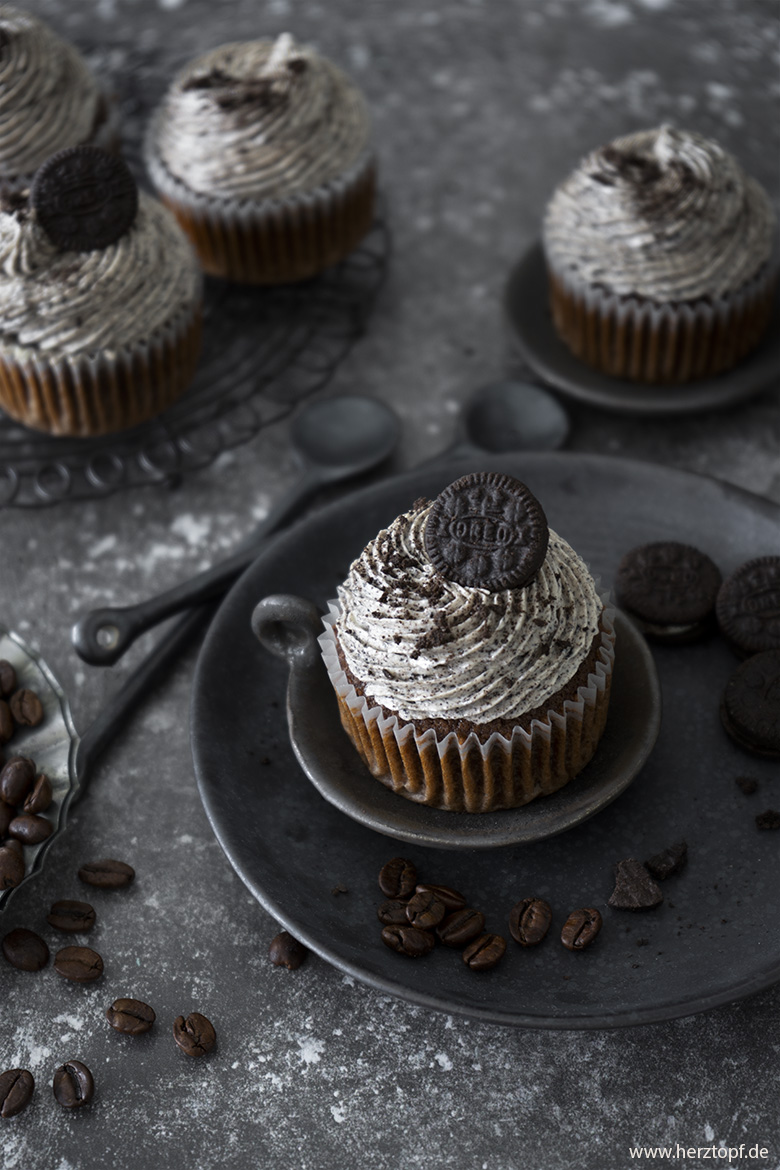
[252,603,661,849]
[505,242,780,417]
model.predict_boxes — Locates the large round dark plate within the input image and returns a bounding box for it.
[505,242,780,416]
[192,454,780,1029]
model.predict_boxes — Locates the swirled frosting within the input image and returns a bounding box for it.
[148,33,371,202]
[543,126,776,302]
[0,6,105,181]
[0,192,201,358]
[334,499,603,725]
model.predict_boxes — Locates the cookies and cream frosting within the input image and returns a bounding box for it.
[334,499,603,725]
[543,126,776,302]
[0,6,105,181]
[148,33,372,202]
[0,192,201,358]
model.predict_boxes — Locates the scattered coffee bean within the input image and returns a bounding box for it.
[609,859,664,910]
[0,702,13,745]
[52,1061,93,1109]
[405,890,446,930]
[561,908,603,950]
[78,858,134,888]
[756,809,780,830]
[0,801,12,838]
[414,883,466,912]
[462,933,506,971]
[2,839,22,857]
[645,841,688,881]
[173,1012,216,1057]
[47,900,96,933]
[106,998,155,1035]
[378,857,417,899]
[0,661,17,699]
[735,775,758,795]
[2,928,49,971]
[53,945,103,982]
[22,774,52,815]
[0,757,35,806]
[0,1069,34,1118]
[436,907,485,948]
[381,924,435,958]
[509,897,553,946]
[268,931,308,970]
[0,845,24,890]
[377,899,409,926]
[9,690,43,729]
[8,814,52,846]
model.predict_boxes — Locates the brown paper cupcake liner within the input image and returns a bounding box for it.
[144,141,377,285]
[546,258,777,384]
[318,602,616,814]
[0,300,202,437]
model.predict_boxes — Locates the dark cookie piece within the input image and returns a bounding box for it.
[756,810,780,830]
[0,1069,34,1118]
[424,472,549,591]
[645,841,688,881]
[508,897,552,946]
[2,928,49,971]
[380,924,435,957]
[716,556,780,658]
[615,542,721,643]
[560,908,602,950]
[720,650,780,759]
[31,146,139,253]
[608,859,663,910]
[735,776,758,796]
[378,857,417,899]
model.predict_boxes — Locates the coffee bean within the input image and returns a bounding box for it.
[462,933,506,971]
[378,857,417,899]
[77,858,134,889]
[0,661,17,699]
[2,839,22,857]
[0,757,35,806]
[0,845,24,890]
[53,945,103,982]
[436,907,485,948]
[268,931,307,970]
[52,1061,93,1109]
[22,774,52,815]
[106,998,155,1035]
[377,899,410,926]
[381,924,435,957]
[0,801,12,838]
[0,702,13,745]
[561,908,603,951]
[415,883,466,912]
[9,690,43,729]
[508,897,552,946]
[8,814,52,846]
[2,928,49,971]
[173,1012,216,1057]
[0,1069,34,1118]
[405,890,447,930]
[47,900,96,933]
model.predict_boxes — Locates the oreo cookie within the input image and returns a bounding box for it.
[424,473,548,591]
[30,146,138,253]
[614,541,721,643]
[720,650,780,759]
[716,556,780,658]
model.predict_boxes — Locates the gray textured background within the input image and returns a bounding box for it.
[1,1,779,1167]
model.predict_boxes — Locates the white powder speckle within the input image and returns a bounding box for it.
[434,1053,453,1071]
[170,513,211,546]
[330,1103,347,1123]
[704,1123,715,1141]
[53,1014,84,1031]
[28,1044,52,1067]
[298,1037,325,1065]
[587,0,632,27]
[88,534,117,558]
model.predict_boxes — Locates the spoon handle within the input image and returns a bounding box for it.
[71,470,320,667]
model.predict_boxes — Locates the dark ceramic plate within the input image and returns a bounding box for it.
[505,242,780,416]
[192,454,780,1029]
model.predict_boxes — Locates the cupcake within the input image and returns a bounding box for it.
[0,146,202,436]
[542,126,777,383]
[0,5,120,191]
[144,33,376,284]
[319,473,615,813]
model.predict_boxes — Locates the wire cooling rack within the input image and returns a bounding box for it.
[0,43,390,508]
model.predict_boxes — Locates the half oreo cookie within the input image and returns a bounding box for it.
[720,650,780,760]
[614,541,722,644]
[31,146,139,253]
[716,556,780,658]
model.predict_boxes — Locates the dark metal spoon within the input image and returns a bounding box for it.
[71,395,401,666]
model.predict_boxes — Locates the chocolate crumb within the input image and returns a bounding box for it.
[645,841,687,881]
[736,775,758,795]
[756,809,780,830]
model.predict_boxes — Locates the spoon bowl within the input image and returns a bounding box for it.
[461,380,570,454]
[291,395,400,478]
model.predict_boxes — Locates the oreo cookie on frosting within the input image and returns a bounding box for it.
[31,146,138,252]
[615,541,722,643]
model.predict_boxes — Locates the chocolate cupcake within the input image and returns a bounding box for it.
[0,147,202,436]
[0,6,120,191]
[145,33,376,284]
[543,126,777,383]
[319,474,615,813]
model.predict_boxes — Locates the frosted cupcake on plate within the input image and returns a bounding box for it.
[543,126,777,383]
[319,473,615,813]
[145,33,376,284]
[0,146,202,436]
[0,5,120,192]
